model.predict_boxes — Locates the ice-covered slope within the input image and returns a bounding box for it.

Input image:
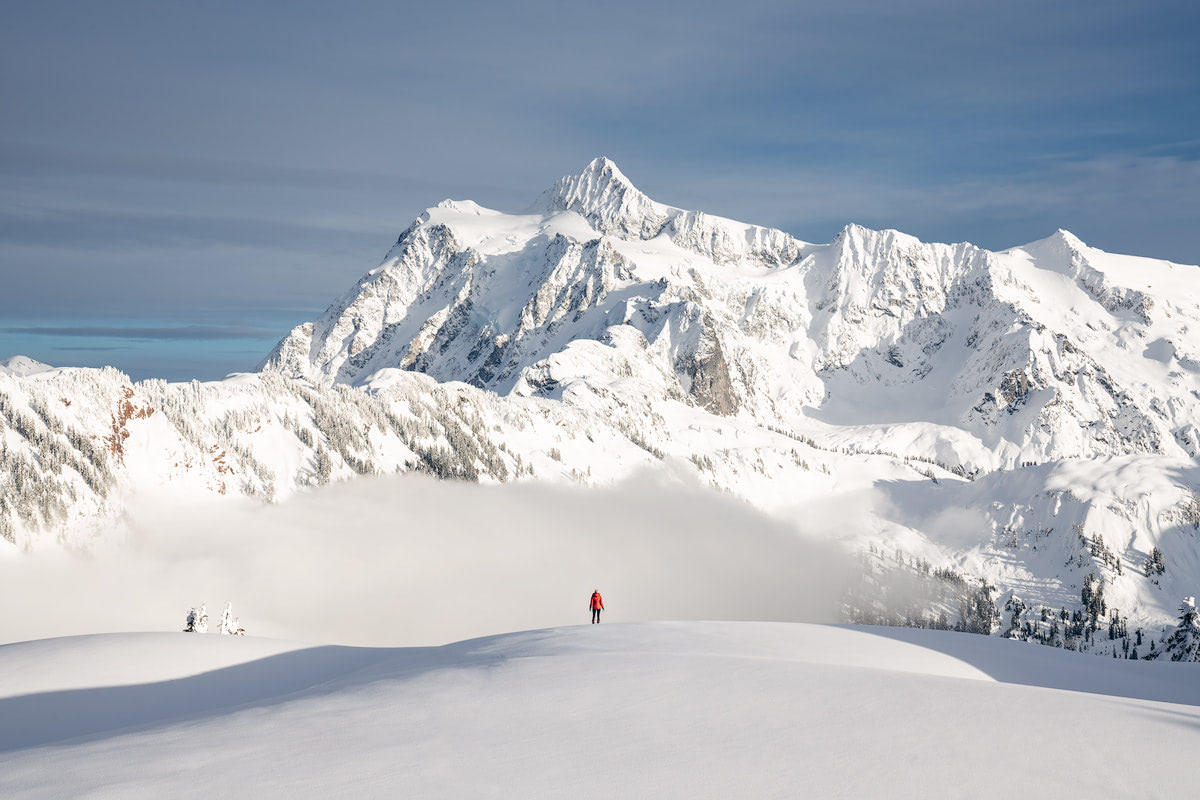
[3,623,1200,798]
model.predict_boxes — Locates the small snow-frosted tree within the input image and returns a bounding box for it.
[1152,597,1200,662]
[195,603,209,634]
[1144,547,1166,577]
[218,601,244,636]
[313,445,333,485]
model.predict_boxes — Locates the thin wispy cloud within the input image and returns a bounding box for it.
[3,325,281,341]
[50,346,133,352]
[0,142,517,199]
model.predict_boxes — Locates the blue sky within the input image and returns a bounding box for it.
[2,0,1198,380]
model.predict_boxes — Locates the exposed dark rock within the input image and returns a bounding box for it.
[683,331,739,416]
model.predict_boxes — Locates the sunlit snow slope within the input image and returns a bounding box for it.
[1,623,1198,798]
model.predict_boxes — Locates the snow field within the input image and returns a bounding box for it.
[1,622,1198,798]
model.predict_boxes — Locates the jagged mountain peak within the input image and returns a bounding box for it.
[833,222,925,251]
[1012,228,1088,256]
[1052,228,1086,248]
[576,155,633,189]
[433,198,490,216]
[551,156,640,205]
[530,157,807,269]
[533,156,667,239]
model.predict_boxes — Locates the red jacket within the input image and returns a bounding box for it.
[590,592,604,610]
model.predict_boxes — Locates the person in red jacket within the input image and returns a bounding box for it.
[590,590,604,624]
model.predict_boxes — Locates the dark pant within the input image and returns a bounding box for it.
[592,608,602,623]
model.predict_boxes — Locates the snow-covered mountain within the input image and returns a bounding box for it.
[263,157,1200,470]
[0,356,52,378]
[4,158,1200,656]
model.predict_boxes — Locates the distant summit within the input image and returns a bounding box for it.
[261,155,1200,469]
[0,356,52,378]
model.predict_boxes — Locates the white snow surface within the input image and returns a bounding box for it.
[1,622,1198,798]
[0,356,52,378]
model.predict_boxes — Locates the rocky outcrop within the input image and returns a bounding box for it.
[683,330,738,416]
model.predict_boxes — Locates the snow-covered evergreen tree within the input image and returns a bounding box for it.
[195,603,209,634]
[219,601,244,635]
[1151,597,1200,662]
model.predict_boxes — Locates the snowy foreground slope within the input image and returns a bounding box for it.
[1,623,1198,799]
[3,158,1200,654]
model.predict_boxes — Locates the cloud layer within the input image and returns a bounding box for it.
[0,474,852,646]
